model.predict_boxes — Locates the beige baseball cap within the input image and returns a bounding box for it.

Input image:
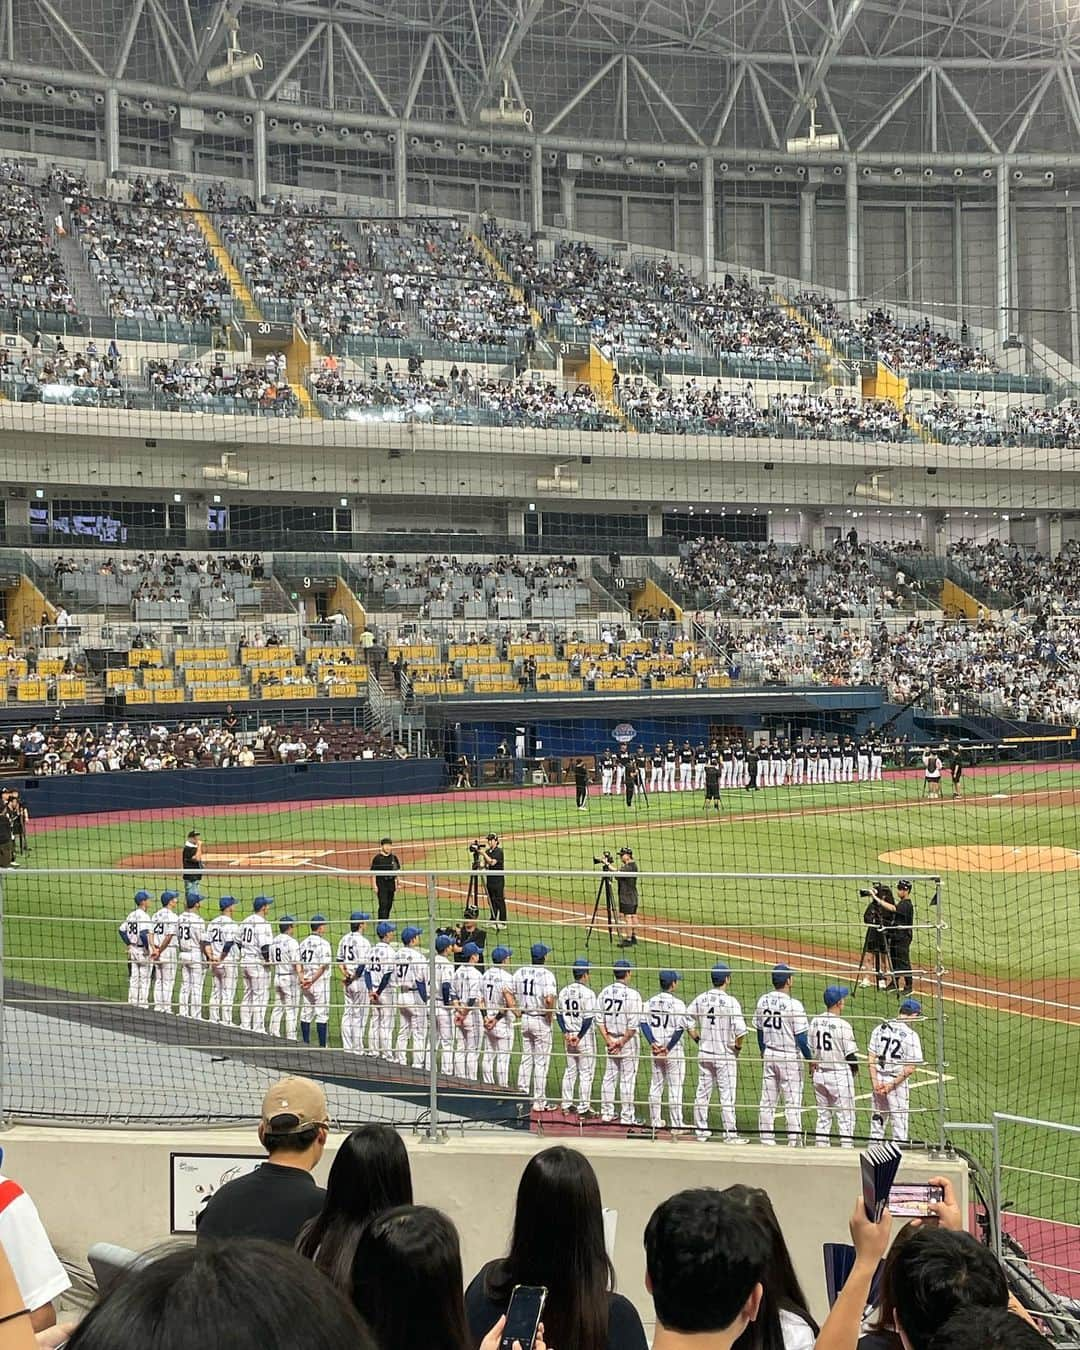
[260,1076,329,1134]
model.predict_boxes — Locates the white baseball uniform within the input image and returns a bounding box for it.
[481,965,515,1086]
[678,752,693,791]
[336,930,371,1053]
[662,751,677,792]
[870,743,884,780]
[598,979,644,1123]
[753,989,810,1145]
[558,980,599,1112]
[267,931,302,1040]
[238,912,273,1033]
[434,952,457,1073]
[366,940,398,1058]
[119,906,153,1007]
[809,1011,859,1147]
[150,905,179,1013]
[204,913,239,1024]
[394,945,429,1067]
[869,1019,924,1143]
[687,987,747,1141]
[452,962,484,1078]
[176,908,207,1019]
[600,757,614,794]
[642,990,688,1129]
[512,963,558,1109]
[299,932,333,1038]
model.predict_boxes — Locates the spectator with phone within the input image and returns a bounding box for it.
[351,1204,545,1350]
[465,1146,647,1350]
[295,1124,412,1291]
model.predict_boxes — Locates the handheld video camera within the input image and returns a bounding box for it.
[593,851,614,867]
[468,839,483,855]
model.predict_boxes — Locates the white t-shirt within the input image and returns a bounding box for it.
[0,1175,70,1313]
[780,1308,816,1350]
[687,988,747,1059]
[753,990,809,1055]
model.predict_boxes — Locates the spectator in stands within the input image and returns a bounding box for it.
[466,1146,647,1350]
[64,1241,377,1350]
[926,1307,1049,1350]
[888,1229,1010,1350]
[196,1077,329,1244]
[295,1124,412,1291]
[722,1185,818,1350]
[0,1166,70,1330]
[644,1188,771,1350]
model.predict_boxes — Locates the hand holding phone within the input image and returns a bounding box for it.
[499,1285,548,1350]
[888,1182,946,1218]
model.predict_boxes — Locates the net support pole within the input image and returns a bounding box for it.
[932,876,947,1148]
[845,159,859,299]
[253,109,268,205]
[394,125,408,218]
[104,87,121,179]
[996,158,1011,343]
[530,145,544,235]
[701,155,715,279]
[990,1116,1004,1262]
[425,871,441,1142]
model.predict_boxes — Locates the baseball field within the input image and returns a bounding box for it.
[6,759,1079,1231]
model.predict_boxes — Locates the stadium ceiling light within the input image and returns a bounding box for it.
[206,16,263,85]
[339,497,348,506]
[212,494,222,504]
[34,488,44,499]
[172,493,182,503]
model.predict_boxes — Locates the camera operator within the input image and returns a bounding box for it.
[614,846,640,948]
[451,916,487,969]
[480,832,507,928]
[859,883,893,990]
[876,879,915,994]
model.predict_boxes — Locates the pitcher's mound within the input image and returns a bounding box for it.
[879,845,1080,874]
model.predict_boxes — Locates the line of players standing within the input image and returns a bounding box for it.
[119,889,922,1145]
[596,736,888,799]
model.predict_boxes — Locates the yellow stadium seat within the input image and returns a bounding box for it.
[327,683,361,698]
[448,644,497,660]
[508,642,554,658]
[128,648,162,667]
[57,678,87,700]
[142,669,175,687]
[16,680,46,701]
[106,669,137,688]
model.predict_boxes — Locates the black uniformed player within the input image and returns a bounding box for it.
[649,744,665,793]
[615,743,632,794]
[371,837,402,920]
[663,740,677,791]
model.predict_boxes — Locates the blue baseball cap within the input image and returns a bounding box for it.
[310,915,327,928]
[350,910,371,922]
[435,934,453,953]
[711,962,731,985]
[253,896,273,911]
[531,942,551,961]
[492,946,512,962]
[771,962,795,988]
[219,895,236,910]
[899,998,923,1015]
[401,926,422,943]
[572,957,591,977]
[461,941,481,959]
[659,969,679,986]
[134,890,151,903]
[185,894,203,909]
[613,959,633,973]
[376,921,396,938]
[161,890,179,902]
[279,915,296,928]
[823,984,850,1007]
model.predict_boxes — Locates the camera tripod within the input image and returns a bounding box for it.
[464,866,482,919]
[585,873,618,947]
[852,923,897,996]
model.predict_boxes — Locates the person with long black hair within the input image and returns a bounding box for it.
[465,1145,647,1350]
[723,1185,819,1350]
[296,1124,412,1292]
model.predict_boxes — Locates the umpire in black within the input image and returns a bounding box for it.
[878,878,915,994]
[371,837,401,920]
[481,832,507,928]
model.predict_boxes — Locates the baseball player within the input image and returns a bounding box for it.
[686,962,746,1143]
[599,749,615,796]
[512,941,558,1111]
[366,920,398,1059]
[433,932,458,1074]
[868,998,925,1143]
[806,739,821,786]
[598,958,643,1125]
[648,745,664,794]
[753,963,812,1145]
[678,742,693,791]
[828,739,843,785]
[856,737,870,784]
[693,743,708,791]
[176,892,207,1020]
[790,740,806,786]
[393,926,430,1068]
[203,896,239,1025]
[267,915,303,1041]
[641,969,688,1131]
[809,985,860,1148]
[614,745,628,795]
[662,741,677,792]
[720,742,736,790]
[451,940,484,1078]
[299,915,333,1048]
[841,738,856,783]
[481,945,517,1087]
[869,736,884,782]
[150,889,181,1014]
[119,890,153,1007]
[336,910,372,1054]
[557,957,599,1115]
[238,895,274,1033]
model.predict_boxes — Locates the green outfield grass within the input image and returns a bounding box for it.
[5,763,1079,1215]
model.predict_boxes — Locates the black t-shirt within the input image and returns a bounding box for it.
[371,851,401,889]
[574,764,589,786]
[465,1262,648,1350]
[485,846,505,891]
[891,896,914,939]
[616,861,639,905]
[454,926,487,963]
[182,841,201,870]
[195,1161,325,1245]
